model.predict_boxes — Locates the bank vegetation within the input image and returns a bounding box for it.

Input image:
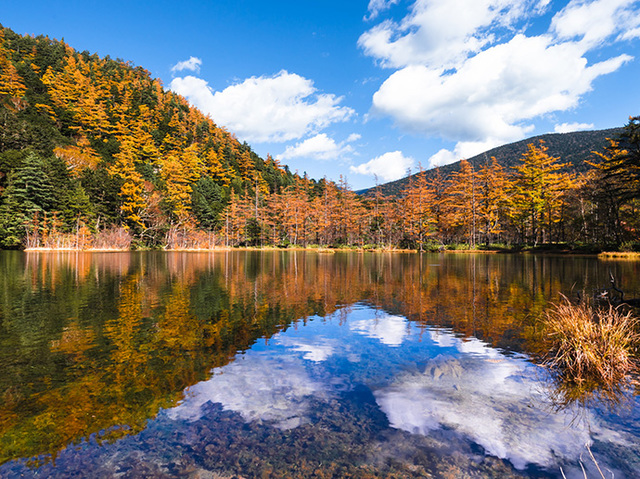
[1,26,639,252]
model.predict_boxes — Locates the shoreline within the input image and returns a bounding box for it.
[18,246,640,258]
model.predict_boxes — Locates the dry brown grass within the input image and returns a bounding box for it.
[598,251,640,259]
[543,298,640,387]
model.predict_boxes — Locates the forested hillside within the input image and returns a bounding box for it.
[0,25,295,248]
[360,128,623,198]
[0,25,638,250]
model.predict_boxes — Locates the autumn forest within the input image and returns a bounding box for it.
[1,25,639,251]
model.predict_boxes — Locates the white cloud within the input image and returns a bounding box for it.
[170,76,212,107]
[372,35,630,142]
[170,70,354,143]
[552,0,640,47]
[171,56,202,73]
[350,151,415,182]
[278,337,336,362]
[359,0,550,70]
[279,133,358,161]
[554,122,594,133]
[363,0,638,164]
[365,0,400,20]
[427,137,507,167]
[619,26,640,40]
[426,149,459,168]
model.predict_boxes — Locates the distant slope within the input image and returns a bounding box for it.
[359,128,623,197]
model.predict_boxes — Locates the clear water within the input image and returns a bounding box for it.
[0,251,639,478]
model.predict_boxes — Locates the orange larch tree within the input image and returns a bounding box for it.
[510,141,575,244]
[445,160,479,246]
[477,156,511,245]
[400,168,434,250]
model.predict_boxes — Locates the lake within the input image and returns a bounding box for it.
[0,251,639,478]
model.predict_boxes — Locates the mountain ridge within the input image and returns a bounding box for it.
[358,127,623,197]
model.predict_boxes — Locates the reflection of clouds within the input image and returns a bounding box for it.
[350,314,408,346]
[165,307,636,475]
[429,328,457,348]
[456,336,500,356]
[168,354,325,429]
[376,331,624,471]
[277,337,335,362]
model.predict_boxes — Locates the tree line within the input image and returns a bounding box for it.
[201,128,639,251]
[0,25,638,250]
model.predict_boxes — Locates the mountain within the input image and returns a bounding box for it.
[0,25,295,246]
[358,128,623,197]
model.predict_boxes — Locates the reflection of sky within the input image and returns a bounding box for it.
[349,314,408,346]
[277,336,335,362]
[165,306,639,475]
[168,354,327,429]
[375,331,630,471]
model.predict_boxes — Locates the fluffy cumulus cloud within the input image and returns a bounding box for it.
[350,151,415,181]
[554,121,594,133]
[427,137,505,167]
[171,56,202,73]
[552,0,640,46]
[359,0,550,70]
[277,336,336,362]
[279,133,360,161]
[361,0,638,166]
[170,70,353,143]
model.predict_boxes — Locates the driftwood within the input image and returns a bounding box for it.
[606,272,640,308]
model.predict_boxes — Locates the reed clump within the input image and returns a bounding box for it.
[543,299,640,387]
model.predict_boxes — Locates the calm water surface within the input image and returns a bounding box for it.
[0,251,639,478]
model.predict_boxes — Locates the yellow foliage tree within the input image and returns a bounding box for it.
[401,168,434,250]
[0,31,27,110]
[510,141,575,244]
[160,144,203,222]
[109,135,147,228]
[53,132,102,175]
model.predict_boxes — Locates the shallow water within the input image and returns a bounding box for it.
[0,251,639,478]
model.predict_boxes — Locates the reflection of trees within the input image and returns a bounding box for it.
[546,375,637,415]
[1,251,638,464]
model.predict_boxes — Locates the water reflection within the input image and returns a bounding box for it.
[350,314,409,346]
[0,251,639,477]
[169,354,328,429]
[376,337,591,471]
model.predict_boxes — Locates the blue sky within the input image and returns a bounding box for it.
[3,0,640,189]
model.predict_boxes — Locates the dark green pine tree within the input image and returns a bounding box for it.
[191,176,227,229]
[0,191,26,248]
[0,152,55,247]
[6,151,55,214]
[600,116,640,202]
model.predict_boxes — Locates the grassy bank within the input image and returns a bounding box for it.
[18,243,640,257]
[598,251,640,259]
